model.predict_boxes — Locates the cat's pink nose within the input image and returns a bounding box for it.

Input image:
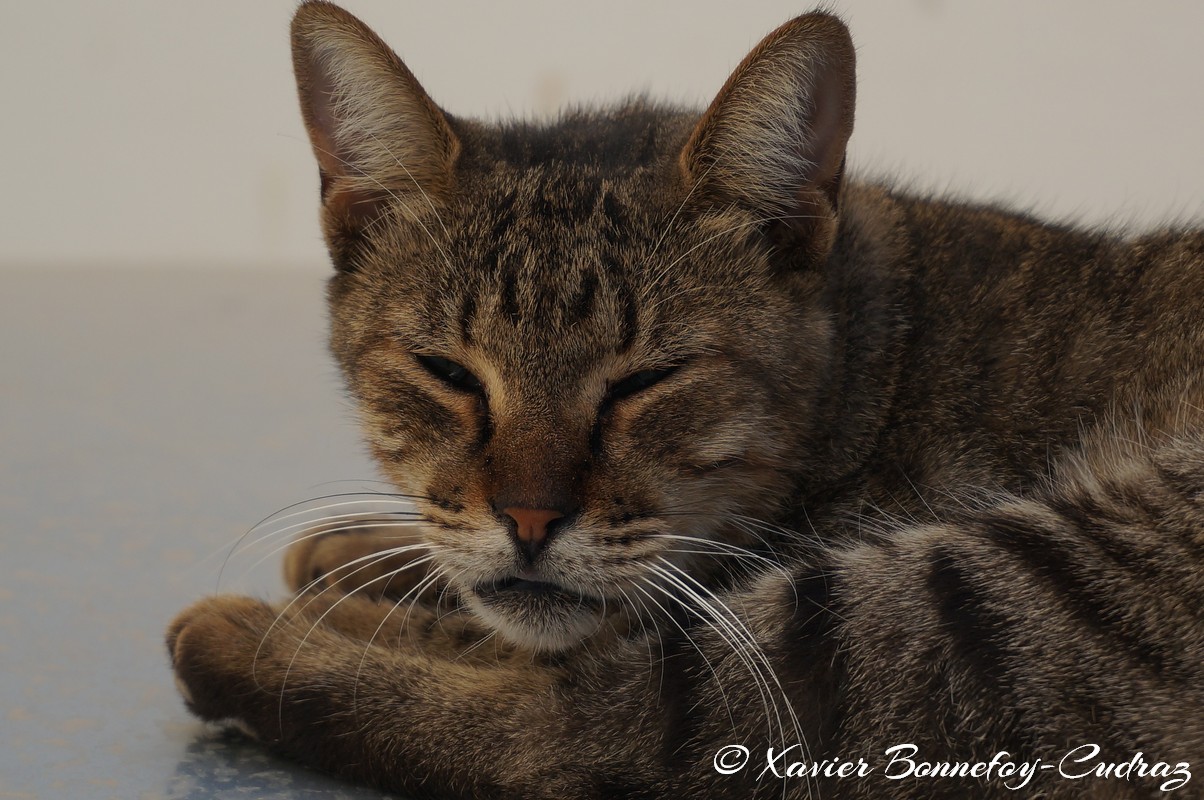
[502,507,565,562]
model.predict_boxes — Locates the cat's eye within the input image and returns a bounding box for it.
[416,354,483,393]
[606,366,679,404]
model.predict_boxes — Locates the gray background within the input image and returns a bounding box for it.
[2,1,1201,797]
[2,272,401,798]
[2,0,1202,271]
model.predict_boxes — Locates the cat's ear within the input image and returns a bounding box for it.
[291,1,459,266]
[680,13,855,260]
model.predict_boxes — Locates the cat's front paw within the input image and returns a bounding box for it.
[283,523,438,602]
[167,595,280,730]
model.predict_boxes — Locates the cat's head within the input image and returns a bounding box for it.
[291,1,855,651]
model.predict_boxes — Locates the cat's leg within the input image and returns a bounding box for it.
[169,564,856,799]
[282,521,440,603]
[167,592,686,799]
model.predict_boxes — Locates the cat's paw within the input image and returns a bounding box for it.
[167,595,279,728]
[283,522,438,602]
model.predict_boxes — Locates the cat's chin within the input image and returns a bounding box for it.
[465,578,603,652]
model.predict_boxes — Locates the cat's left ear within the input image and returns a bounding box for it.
[680,13,855,261]
[291,2,459,269]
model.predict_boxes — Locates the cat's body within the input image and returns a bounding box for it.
[168,3,1204,797]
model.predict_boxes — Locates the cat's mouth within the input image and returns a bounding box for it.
[473,575,599,606]
[467,574,605,651]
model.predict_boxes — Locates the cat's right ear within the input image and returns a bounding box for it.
[291,1,459,269]
[680,13,855,264]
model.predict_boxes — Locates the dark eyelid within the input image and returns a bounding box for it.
[605,363,682,405]
[415,354,483,393]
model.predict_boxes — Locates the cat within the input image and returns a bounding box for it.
[167,1,1204,797]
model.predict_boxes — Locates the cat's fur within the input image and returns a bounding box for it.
[168,2,1204,798]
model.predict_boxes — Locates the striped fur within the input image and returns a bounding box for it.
[168,3,1204,798]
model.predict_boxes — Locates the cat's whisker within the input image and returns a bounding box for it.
[432,575,463,622]
[216,492,427,585]
[653,501,766,536]
[629,582,739,733]
[248,508,428,553]
[647,532,793,577]
[581,582,611,640]
[220,500,425,562]
[273,555,448,731]
[302,478,407,491]
[653,507,816,561]
[230,519,432,586]
[299,545,439,604]
[350,565,452,724]
[639,570,788,765]
[644,568,782,737]
[250,492,428,533]
[657,545,794,592]
[253,547,442,682]
[689,514,791,555]
[250,496,425,535]
[650,558,810,767]
[723,511,826,549]
[617,587,663,696]
[428,567,485,644]
[645,570,811,800]
[399,568,456,651]
[452,627,498,663]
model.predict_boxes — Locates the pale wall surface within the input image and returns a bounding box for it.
[1,0,1201,270]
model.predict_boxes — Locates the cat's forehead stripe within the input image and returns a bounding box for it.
[457,290,477,345]
[449,168,653,352]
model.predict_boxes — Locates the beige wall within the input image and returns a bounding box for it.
[3,0,1201,271]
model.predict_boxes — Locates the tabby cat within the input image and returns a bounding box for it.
[167,2,1204,797]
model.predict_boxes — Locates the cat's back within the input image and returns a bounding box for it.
[838,181,1204,500]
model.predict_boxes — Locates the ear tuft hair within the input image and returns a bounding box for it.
[291,1,459,264]
[680,13,856,260]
